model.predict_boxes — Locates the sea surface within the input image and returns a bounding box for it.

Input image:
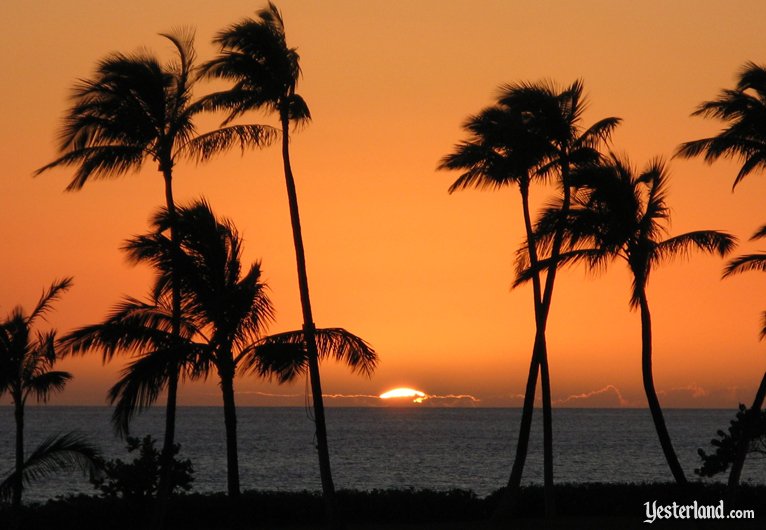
[1,407,764,503]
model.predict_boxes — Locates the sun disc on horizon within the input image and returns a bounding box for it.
[379,387,427,403]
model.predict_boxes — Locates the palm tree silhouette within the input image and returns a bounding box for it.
[64,200,376,499]
[199,3,342,521]
[0,279,99,508]
[35,30,274,511]
[440,80,619,517]
[676,61,766,497]
[518,154,735,485]
[719,226,766,494]
[676,62,766,190]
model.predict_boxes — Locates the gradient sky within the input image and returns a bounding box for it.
[2,0,765,408]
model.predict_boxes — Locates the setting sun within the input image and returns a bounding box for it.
[379,388,427,403]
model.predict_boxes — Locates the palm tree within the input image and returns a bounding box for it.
[676,62,766,190]
[720,226,766,494]
[440,80,619,517]
[518,154,735,485]
[0,433,100,508]
[199,3,341,521]
[34,30,274,507]
[0,278,99,508]
[64,200,377,499]
[676,61,766,496]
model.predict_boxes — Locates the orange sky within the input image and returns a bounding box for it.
[1,0,765,408]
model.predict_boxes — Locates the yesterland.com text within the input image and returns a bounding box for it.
[644,500,754,524]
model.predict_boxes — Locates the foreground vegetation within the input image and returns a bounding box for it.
[1,484,764,529]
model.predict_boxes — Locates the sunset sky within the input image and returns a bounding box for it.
[2,0,765,408]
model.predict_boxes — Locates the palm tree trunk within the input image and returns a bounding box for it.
[540,342,555,516]
[280,112,339,527]
[638,289,687,485]
[727,370,766,502]
[534,163,575,517]
[494,331,544,520]
[494,179,550,520]
[219,365,240,497]
[12,395,23,509]
[155,167,181,528]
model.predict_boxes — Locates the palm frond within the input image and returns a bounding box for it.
[674,137,715,160]
[722,253,766,278]
[0,432,100,503]
[244,328,377,382]
[180,124,278,163]
[123,231,173,269]
[313,328,377,377]
[513,248,608,288]
[27,278,74,326]
[287,94,311,125]
[35,145,147,191]
[242,340,307,383]
[653,230,736,264]
[24,371,72,403]
[750,224,766,241]
[108,350,175,437]
[160,27,197,81]
[60,296,184,362]
[575,116,622,148]
[733,151,766,189]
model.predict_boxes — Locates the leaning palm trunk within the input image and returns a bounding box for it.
[727,371,766,501]
[639,290,687,485]
[279,110,339,524]
[496,178,557,518]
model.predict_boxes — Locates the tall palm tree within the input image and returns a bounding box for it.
[677,61,766,495]
[35,30,274,507]
[0,278,99,508]
[440,81,619,517]
[64,200,376,499]
[518,154,735,485]
[199,3,341,522]
[720,226,766,494]
[439,95,554,517]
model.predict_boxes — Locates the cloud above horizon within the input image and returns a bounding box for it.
[195,383,754,409]
[555,385,630,407]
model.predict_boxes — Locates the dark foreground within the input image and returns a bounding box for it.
[2,484,765,529]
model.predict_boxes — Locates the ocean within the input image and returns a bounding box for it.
[1,407,763,503]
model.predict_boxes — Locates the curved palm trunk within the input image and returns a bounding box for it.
[279,112,339,526]
[727,371,766,502]
[638,289,687,485]
[219,363,240,497]
[155,167,181,528]
[12,394,23,509]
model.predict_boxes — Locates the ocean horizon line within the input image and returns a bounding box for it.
[1,404,746,410]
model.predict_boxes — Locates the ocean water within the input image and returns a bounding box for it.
[0,407,763,503]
